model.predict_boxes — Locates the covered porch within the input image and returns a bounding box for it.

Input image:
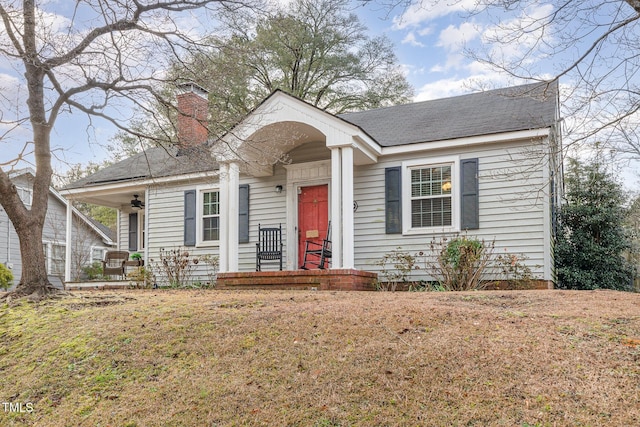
[216,91,381,273]
[61,91,383,286]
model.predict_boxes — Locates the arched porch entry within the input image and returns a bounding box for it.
[217,91,380,273]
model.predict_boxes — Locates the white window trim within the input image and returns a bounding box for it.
[90,246,110,264]
[196,185,220,247]
[138,212,145,251]
[402,155,460,235]
[43,240,66,275]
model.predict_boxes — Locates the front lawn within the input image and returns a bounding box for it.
[1,289,638,426]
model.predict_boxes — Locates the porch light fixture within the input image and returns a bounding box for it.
[131,194,145,209]
[275,185,283,194]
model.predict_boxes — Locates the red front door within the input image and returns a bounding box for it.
[298,184,329,267]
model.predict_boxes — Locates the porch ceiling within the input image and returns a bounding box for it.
[234,120,376,177]
[63,185,147,210]
[220,92,381,177]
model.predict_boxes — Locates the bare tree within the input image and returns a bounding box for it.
[470,1,640,157]
[380,1,640,157]
[0,0,256,298]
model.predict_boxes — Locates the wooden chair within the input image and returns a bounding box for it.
[102,251,129,279]
[301,221,332,269]
[256,224,283,271]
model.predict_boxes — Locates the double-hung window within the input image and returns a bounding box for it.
[403,157,459,233]
[43,242,66,275]
[411,165,452,228]
[201,190,220,243]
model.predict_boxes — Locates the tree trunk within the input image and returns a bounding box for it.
[12,213,56,297]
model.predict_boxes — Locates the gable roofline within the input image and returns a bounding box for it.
[7,169,115,245]
[220,89,382,149]
[222,82,558,153]
[66,81,560,189]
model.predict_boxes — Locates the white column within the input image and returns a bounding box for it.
[64,199,73,282]
[341,146,354,269]
[144,187,150,264]
[218,163,230,273]
[227,162,240,272]
[330,148,342,268]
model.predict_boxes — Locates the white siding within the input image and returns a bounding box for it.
[239,167,287,271]
[143,171,289,283]
[136,138,554,283]
[146,182,216,284]
[353,139,552,281]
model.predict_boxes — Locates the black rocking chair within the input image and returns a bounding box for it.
[301,221,332,269]
[256,223,283,271]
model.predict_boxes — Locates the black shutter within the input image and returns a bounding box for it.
[460,158,479,230]
[184,190,196,246]
[128,213,138,252]
[385,166,402,234]
[239,184,250,243]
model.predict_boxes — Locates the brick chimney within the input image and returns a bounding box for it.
[176,82,209,147]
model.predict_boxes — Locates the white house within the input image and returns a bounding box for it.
[62,81,562,288]
[1,169,115,289]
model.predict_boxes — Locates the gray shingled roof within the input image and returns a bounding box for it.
[65,145,218,190]
[67,82,557,188]
[339,81,558,147]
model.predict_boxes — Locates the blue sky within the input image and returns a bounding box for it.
[1,1,637,188]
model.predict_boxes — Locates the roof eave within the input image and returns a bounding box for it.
[381,128,552,156]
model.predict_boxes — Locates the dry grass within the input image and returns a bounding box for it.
[1,289,639,426]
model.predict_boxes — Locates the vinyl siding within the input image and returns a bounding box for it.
[353,139,551,281]
[2,176,108,287]
[145,171,288,282]
[136,137,553,283]
[145,182,218,284]
[238,168,287,272]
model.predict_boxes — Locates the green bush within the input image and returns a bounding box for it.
[82,261,106,280]
[555,158,633,291]
[442,237,484,270]
[430,236,494,291]
[0,263,14,290]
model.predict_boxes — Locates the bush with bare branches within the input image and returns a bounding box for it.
[428,236,495,291]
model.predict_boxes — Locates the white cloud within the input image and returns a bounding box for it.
[418,27,434,37]
[428,21,482,72]
[481,4,555,65]
[392,0,477,30]
[414,73,513,102]
[401,32,424,47]
[430,53,465,73]
[436,22,481,51]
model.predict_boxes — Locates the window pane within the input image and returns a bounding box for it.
[51,244,65,275]
[411,165,452,197]
[203,217,219,241]
[411,197,452,228]
[203,191,219,216]
[17,187,32,205]
[92,248,104,262]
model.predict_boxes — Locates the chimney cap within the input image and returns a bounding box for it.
[177,81,209,98]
